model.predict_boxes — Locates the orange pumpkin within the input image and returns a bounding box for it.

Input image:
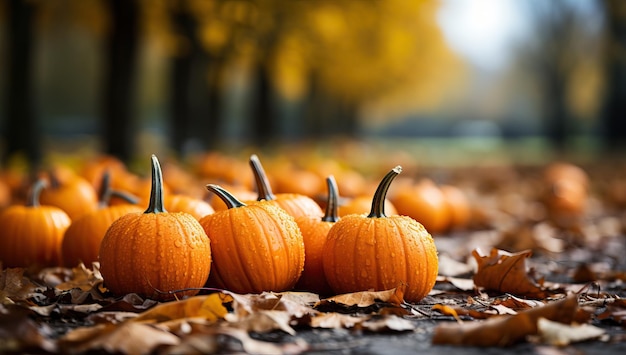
[164,194,215,220]
[440,184,470,232]
[61,171,142,267]
[39,167,99,220]
[98,155,212,301]
[249,154,323,218]
[0,179,71,267]
[390,178,450,235]
[200,184,305,294]
[541,162,589,228]
[323,166,439,302]
[294,176,339,295]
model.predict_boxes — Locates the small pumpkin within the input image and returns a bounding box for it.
[98,155,212,301]
[542,162,589,228]
[39,166,99,220]
[294,175,339,295]
[61,171,142,267]
[249,154,323,218]
[390,178,451,235]
[440,184,470,232]
[323,166,439,302]
[200,184,305,294]
[164,194,215,220]
[0,179,71,267]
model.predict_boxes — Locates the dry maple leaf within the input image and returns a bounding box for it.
[432,294,580,347]
[472,248,547,298]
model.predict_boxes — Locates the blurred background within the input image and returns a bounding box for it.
[1,0,625,170]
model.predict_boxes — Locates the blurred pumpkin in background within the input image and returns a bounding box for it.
[390,178,451,235]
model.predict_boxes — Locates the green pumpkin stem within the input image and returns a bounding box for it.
[206,184,247,209]
[145,154,167,214]
[322,175,340,223]
[26,179,47,207]
[368,166,402,219]
[249,154,276,201]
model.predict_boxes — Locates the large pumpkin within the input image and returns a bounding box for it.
[0,179,71,267]
[323,166,439,302]
[200,184,305,294]
[98,155,211,301]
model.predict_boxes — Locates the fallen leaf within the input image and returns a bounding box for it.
[472,248,547,298]
[310,312,369,329]
[436,276,475,291]
[433,304,463,322]
[132,293,230,323]
[60,322,180,355]
[317,287,405,308]
[0,267,43,304]
[361,315,416,331]
[432,294,580,347]
[55,263,103,292]
[536,317,606,346]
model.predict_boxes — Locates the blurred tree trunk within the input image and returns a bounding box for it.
[169,6,225,155]
[102,0,139,163]
[601,0,626,150]
[252,65,276,146]
[2,0,41,168]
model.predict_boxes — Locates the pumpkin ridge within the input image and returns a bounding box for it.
[227,208,255,292]
[395,219,410,293]
[353,219,367,290]
[249,204,278,289]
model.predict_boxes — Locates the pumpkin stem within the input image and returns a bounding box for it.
[206,184,247,209]
[249,154,276,201]
[26,179,48,207]
[322,175,340,222]
[368,166,402,218]
[145,154,167,214]
[97,170,112,207]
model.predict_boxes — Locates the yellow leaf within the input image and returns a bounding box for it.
[131,293,231,323]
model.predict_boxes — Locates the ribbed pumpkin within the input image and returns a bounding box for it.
[323,166,439,302]
[61,171,142,267]
[98,155,212,301]
[39,167,99,221]
[0,179,71,267]
[200,184,305,294]
[164,194,215,220]
[294,176,339,296]
[249,154,323,218]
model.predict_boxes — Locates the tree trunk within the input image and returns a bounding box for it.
[601,0,626,151]
[252,65,275,146]
[102,0,139,163]
[3,0,41,168]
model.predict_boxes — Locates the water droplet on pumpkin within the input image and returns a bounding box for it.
[360,270,368,278]
[174,240,182,248]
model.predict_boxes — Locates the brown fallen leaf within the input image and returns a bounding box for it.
[316,286,405,308]
[0,267,43,304]
[60,322,180,355]
[472,248,547,298]
[432,294,580,347]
